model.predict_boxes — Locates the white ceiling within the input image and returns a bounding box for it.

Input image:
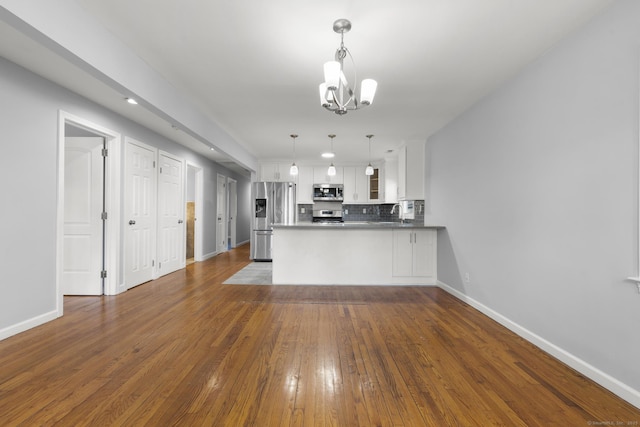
[0,0,614,172]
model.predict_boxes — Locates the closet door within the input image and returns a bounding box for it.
[157,152,185,276]
[124,139,157,288]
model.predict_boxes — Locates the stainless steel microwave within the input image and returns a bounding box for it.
[313,183,344,201]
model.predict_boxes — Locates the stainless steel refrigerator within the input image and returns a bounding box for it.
[251,181,296,261]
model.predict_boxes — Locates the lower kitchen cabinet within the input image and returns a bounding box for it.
[392,229,436,279]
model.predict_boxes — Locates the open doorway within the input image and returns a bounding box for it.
[186,163,203,263]
[57,111,122,315]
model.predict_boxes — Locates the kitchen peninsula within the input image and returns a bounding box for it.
[272,222,444,285]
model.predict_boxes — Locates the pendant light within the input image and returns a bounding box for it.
[365,134,374,176]
[327,134,337,176]
[289,134,299,176]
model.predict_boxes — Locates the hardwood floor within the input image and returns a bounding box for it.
[0,244,638,426]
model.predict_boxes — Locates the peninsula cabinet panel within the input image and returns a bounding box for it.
[393,229,436,280]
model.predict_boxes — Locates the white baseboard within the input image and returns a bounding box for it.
[0,310,59,341]
[202,251,218,261]
[437,280,640,409]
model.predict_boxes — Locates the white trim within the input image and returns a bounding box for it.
[0,310,58,341]
[437,280,640,409]
[202,251,219,261]
[57,111,122,313]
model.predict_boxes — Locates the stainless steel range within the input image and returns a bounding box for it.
[312,205,343,223]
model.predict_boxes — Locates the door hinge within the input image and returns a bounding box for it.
[158,262,161,269]
[160,167,163,174]
[152,260,155,267]
[101,270,107,279]
[102,148,108,157]
[101,212,108,220]
[153,161,156,168]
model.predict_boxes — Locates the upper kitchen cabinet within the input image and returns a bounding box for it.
[343,166,369,203]
[384,157,399,204]
[296,165,314,204]
[368,166,381,203]
[259,162,297,183]
[398,141,425,200]
[313,166,344,184]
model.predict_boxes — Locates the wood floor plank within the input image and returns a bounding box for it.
[0,244,638,425]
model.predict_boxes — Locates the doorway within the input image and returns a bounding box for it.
[186,163,203,264]
[227,178,237,249]
[217,174,227,254]
[57,112,122,315]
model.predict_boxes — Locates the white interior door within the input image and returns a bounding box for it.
[63,137,104,295]
[217,174,227,253]
[228,178,237,248]
[158,152,185,275]
[124,139,156,288]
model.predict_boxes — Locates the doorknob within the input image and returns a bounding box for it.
[129,220,136,225]
[178,219,184,224]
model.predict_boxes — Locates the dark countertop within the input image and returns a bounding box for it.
[272,222,445,230]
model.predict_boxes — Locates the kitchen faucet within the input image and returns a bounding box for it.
[390,203,404,223]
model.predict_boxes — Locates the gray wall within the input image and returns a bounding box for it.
[427,0,640,396]
[0,55,251,333]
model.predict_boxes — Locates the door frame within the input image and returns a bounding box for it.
[227,177,237,249]
[217,173,228,253]
[186,162,204,262]
[56,111,122,316]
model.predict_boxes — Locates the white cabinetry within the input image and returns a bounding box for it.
[384,157,398,204]
[260,162,296,182]
[343,166,369,203]
[393,229,436,280]
[273,226,439,285]
[296,165,314,204]
[313,166,343,184]
[398,142,425,200]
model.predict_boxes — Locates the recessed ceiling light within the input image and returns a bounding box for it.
[210,147,216,151]
[126,97,138,105]
[321,152,335,159]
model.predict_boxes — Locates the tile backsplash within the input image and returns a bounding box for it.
[298,201,425,224]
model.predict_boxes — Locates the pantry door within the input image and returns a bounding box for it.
[157,152,185,276]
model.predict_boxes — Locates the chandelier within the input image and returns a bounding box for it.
[319,19,377,115]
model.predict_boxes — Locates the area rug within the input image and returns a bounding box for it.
[222,262,272,285]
